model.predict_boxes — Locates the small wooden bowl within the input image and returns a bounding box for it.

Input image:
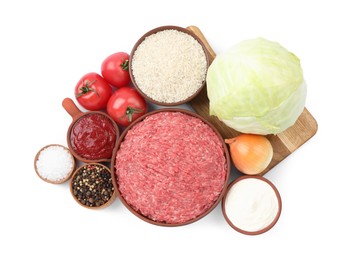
[129,25,210,106]
[62,98,120,163]
[70,163,117,209]
[111,108,230,226]
[222,176,282,235]
[34,144,75,184]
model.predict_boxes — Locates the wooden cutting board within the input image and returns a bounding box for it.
[187,26,318,175]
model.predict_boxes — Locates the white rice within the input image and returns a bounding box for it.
[131,29,207,103]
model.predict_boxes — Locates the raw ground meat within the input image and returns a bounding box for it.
[115,111,227,224]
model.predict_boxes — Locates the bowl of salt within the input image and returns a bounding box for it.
[34,144,75,184]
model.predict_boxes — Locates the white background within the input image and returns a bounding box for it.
[1,0,348,259]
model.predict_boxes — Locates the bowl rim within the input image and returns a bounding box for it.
[69,162,117,209]
[129,25,210,106]
[221,175,282,235]
[111,108,231,226]
[34,144,76,184]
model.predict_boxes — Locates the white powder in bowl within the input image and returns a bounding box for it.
[35,145,74,182]
[131,29,207,103]
[224,177,280,233]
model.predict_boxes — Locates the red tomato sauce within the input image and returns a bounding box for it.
[70,113,117,160]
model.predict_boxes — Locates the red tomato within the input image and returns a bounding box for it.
[101,52,131,88]
[107,86,147,127]
[74,72,112,110]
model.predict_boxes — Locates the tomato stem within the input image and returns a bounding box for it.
[121,59,129,71]
[75,80,99,98]
[121,106,143,122]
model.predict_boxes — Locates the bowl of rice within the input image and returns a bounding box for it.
[129,25,209,106]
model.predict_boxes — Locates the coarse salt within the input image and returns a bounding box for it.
[35,145,74,182]
[131,29,207,103]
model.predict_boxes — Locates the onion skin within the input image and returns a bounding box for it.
[225,134,273,175]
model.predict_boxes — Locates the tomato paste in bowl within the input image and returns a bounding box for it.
[112,108,230,226]
[70,113,117,161]
[63,98,119,163]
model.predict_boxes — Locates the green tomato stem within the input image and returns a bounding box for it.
[122,106,143,122]
[75,80,99,98]
[121,59,129,71]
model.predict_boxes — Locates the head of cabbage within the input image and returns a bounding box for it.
[206,37,306,135]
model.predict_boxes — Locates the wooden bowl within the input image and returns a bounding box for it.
[222,176,282,235]
[129,25,210,106]
[34,144,75,184]
[111,108,230,226]
[62,98,120,163]
[70,163,117,209]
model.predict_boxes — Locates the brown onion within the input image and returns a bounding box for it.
[225,134,273,175]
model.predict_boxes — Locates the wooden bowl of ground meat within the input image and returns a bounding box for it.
[129,25,209,106]
[111,108,230,226]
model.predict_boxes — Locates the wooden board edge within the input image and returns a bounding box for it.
[277,107,318,153]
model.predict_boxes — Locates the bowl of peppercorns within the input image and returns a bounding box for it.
[70,163,117,209]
